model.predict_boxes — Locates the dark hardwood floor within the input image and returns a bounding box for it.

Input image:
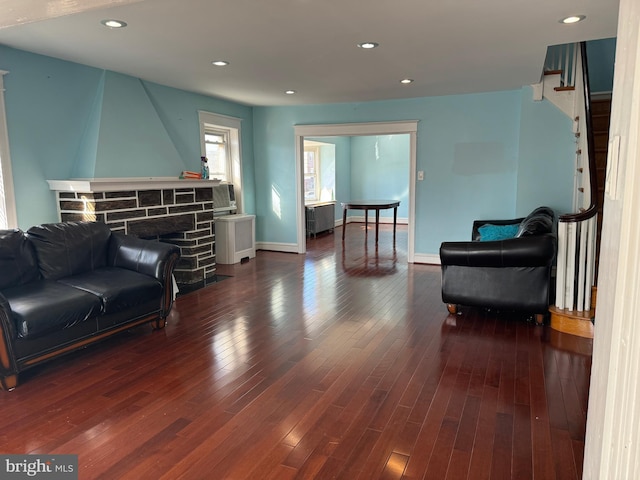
[0,223,592,479]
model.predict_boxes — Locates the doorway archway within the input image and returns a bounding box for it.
[294,121,418,262]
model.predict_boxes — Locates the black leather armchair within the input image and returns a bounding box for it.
[439,207,557,323]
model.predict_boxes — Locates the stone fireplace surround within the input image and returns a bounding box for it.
[47,178,223,289]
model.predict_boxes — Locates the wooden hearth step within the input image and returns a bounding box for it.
[549,306,594,339]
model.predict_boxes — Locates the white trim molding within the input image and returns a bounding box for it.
[255,242,300,254]
[0,70,18,229]
[294,120,419,261]
[198,110,244,213]
[412,253,441,265]
[47,177,221,192]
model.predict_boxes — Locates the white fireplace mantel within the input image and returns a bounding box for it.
[47,177,221,193]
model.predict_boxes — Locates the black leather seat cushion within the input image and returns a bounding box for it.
[4,280,102,339]
[58,267,162,314]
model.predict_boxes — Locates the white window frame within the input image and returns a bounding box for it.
[0,70,17,229]
[203,128,230,181]
[198,111,243,213]
[303,145,320,202]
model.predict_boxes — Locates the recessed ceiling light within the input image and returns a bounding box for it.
[357,42,379,49]
[100,19,127,28]
[285,90,296,95]
[400,78,414,84]
[211,60,229,66]
[560,15,586,24]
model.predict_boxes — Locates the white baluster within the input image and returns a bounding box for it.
[577,220,587,311]
[566,222,577,310]
[584,215,597,311]
[556,222,568,309]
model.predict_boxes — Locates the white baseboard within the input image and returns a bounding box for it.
[412,253,441,265]
[255,242,300,254]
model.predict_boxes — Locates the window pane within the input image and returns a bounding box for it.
[205,143,228,181]
[304,175,316,200]
[304,151,316,174]
[205,133,225,144]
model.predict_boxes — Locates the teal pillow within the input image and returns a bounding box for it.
[478,223,519,241]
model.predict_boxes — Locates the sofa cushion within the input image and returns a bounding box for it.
[26,221,112,280]
[3,280,102,339]
[58,267,162,314]
[0,229,40,290]
[478,223,520,241]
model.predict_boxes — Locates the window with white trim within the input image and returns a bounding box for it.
[203,129,229,181]
[303,140,335,205]
[198,111,243,211]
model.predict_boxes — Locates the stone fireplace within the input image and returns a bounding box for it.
[47,178,222,288]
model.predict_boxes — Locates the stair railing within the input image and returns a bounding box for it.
[554,42,599,313]
[544,43,578,88]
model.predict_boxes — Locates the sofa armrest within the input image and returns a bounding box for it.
[440,234,556,268]
[108,234,181,283]
[0,293,18,382]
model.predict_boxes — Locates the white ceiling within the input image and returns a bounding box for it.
[0,0,619,106]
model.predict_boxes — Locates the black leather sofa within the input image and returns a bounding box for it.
[439,207,557,323]
[0,221,180,390]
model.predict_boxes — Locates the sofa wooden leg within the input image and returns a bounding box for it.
[534,314,545,325]
[446,304,458,315]
[1,374,17,391]
[153,318,166,330]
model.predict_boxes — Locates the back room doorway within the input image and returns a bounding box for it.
[294,121,418,262]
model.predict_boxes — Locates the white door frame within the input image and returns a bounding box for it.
[294,121,418,262]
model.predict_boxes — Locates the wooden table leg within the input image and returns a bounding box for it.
[375,208,380,243]
[342,206,348,240]
[365,209,369,232]
[393,206,398,241]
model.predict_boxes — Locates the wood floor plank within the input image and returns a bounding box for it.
[467,384,499,480]
[0,225,591,480]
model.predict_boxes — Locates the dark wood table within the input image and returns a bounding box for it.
[341,200,400,243]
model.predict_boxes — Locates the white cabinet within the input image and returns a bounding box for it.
[215,214,255,264]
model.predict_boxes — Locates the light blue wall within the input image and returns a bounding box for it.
[350,135,410,219]
[1,45,254,229]
[306,135,411,221]
[587,38,616,94]
[319,144,336,201]
[253,90,574,255]
[3,45,575,256]
[2,46,104,228]
[517,87,575,216]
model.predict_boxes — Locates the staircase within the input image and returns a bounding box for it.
[536,42,608,339]
[550,97,610,338]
